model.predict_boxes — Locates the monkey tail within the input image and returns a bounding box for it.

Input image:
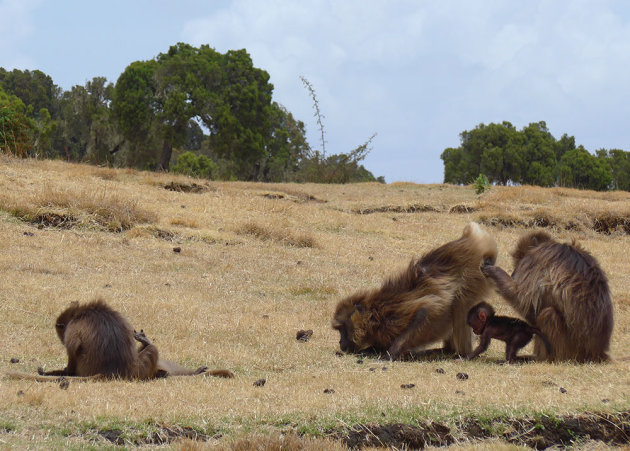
[204,369,234,378]
[463,222,498,265]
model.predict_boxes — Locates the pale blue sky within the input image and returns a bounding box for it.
[2,0,630,183]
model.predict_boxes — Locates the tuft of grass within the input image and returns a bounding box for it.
[0,186,157,232]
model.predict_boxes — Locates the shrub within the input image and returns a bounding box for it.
[171,151,218,179]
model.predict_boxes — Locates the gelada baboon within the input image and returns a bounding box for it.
[332,222,498,359]
[482,231,613,362]
[465,301,552,362]
[12,299,233,381]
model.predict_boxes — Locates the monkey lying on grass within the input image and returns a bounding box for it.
[465,301,552,363]
[7,299,233,381]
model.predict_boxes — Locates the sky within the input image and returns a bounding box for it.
[2,0,630,183]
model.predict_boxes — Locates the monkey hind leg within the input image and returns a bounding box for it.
[535,306,566,362]
[134,343,159,380]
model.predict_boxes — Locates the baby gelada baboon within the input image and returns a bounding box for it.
[37,299,233,380]
[332,222,498,359]
[465,301,552,362]
[482,231,613,362]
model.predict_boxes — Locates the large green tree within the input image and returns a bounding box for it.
[113,43,276,178]
[558,146,612,191]
[596,148,630,191]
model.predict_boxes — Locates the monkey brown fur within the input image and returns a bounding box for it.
[37,299,233,380]
[332,222,498,359]
[465,301,552,362]
[482,231,613,362]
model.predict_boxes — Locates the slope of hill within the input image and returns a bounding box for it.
[0,156,628,448]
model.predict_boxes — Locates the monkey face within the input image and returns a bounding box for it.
[336,323,355,353]
[333,308,367,353]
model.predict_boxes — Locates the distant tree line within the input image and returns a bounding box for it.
[0,43,381,184]
[441,121,630,191]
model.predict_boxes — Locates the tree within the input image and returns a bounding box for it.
[113,43,276,177]
[520,121,556,187]
[56,77,116,163]
[0,88,31,156]
[596,148,630,191]
[558,146,612,191]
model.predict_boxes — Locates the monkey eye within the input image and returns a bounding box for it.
[55,323,64,329]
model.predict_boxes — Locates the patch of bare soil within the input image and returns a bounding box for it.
[353,204,439,214]
[29,212,78,229]
[333,411,630,449]
[163,181,209,193]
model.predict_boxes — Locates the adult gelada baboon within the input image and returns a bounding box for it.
[482,231,613,362]
[10,299,233,381]
[332,222,498,359]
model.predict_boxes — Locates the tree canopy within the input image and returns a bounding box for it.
[0,43,381,184]
[442,121,627,192]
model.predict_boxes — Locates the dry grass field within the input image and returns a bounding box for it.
[0,155,629,449]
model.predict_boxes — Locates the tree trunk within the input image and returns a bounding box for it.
[158,140,173,171]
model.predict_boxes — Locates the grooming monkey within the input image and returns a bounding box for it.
[482,231,613,362]
[9,299,233,381]
[332,222,498,359]
[465,301,552,362]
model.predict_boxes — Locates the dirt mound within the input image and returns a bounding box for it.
[334,411,630,449]
[261,191,325,203]
[449,204,476,214]
[99,424,214,446]
[353,204,438,214]
[163,181,208,193]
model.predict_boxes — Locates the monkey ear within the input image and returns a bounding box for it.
[478,311,487,322]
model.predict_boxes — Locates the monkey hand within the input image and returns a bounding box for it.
[37,366,45,375]
[133,329,152,346]
[193,366,208,375]
[480,263,497,278]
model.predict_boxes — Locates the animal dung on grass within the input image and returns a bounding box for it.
[172,246,181,253]
[253,378,266,387]
[10,358,19,364]
[401,383,415,389]
[456,372,469,381]
[296,329,313,342]
[323,388,335,394]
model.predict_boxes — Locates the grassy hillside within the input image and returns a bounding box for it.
[0,156,628,449]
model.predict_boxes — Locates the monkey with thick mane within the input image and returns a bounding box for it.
[9,299,233,381]
[482,231,613,362]
[332,222,498,359]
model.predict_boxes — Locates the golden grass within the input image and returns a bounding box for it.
[0,157,628,448]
